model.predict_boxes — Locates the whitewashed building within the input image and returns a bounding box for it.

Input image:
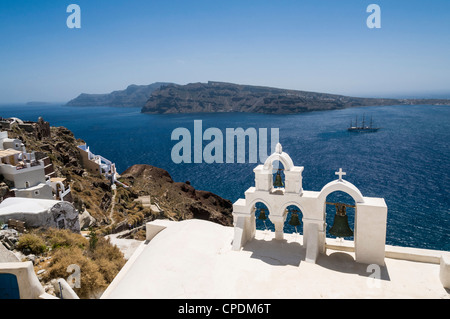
[0,132,53,200]
[0,197,80,233]
[0,130,72,202]
[77,144,117,183]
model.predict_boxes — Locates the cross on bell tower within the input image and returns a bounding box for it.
[335,168,346,182]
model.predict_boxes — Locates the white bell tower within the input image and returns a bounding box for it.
[232,143,388,266]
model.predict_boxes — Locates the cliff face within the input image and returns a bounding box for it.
[66,83,172,107]
[120,164,233,226]
[142,81,450,114]
[67,80,450,114]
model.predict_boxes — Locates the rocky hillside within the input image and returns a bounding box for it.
[5,118,233,232]
[142,81,450,114]
[66,82,172,107]
[1,118,233,299]
[119,165,233,227]
[6,122,112,225]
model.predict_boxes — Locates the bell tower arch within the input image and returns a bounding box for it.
[232,145,388,266]
[254,143,304,195]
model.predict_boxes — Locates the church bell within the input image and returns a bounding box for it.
[289,210,301,227]
[328,203,354,238]
[258,207,267,220]
[273,169,284,188]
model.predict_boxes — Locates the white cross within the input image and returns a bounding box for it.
[335,168,346,181]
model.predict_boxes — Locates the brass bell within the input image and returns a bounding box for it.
[289,210,301,227]
[329,204,353,238]
[258,207,267,220]
[273,169,284,188]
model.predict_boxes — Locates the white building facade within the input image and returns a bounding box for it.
[0,132,53,200]
[77,144,117,183]
[0,131,69,201]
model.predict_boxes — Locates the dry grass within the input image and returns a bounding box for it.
[42,246,106,299]
[19,228,126,299]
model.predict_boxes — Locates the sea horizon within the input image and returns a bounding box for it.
[0,103,448,252]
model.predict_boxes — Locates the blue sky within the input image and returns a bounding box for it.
[0,0,449,102]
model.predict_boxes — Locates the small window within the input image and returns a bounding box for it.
[25,181,30,188]
[34,190,40,195]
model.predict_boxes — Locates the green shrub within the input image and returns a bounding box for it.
[17,234,47,254]
[88,228,98,251]
[45,228,88,250]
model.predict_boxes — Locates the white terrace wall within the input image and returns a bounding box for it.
[0,262,57,299]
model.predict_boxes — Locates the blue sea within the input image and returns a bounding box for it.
[0,103,449,251]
